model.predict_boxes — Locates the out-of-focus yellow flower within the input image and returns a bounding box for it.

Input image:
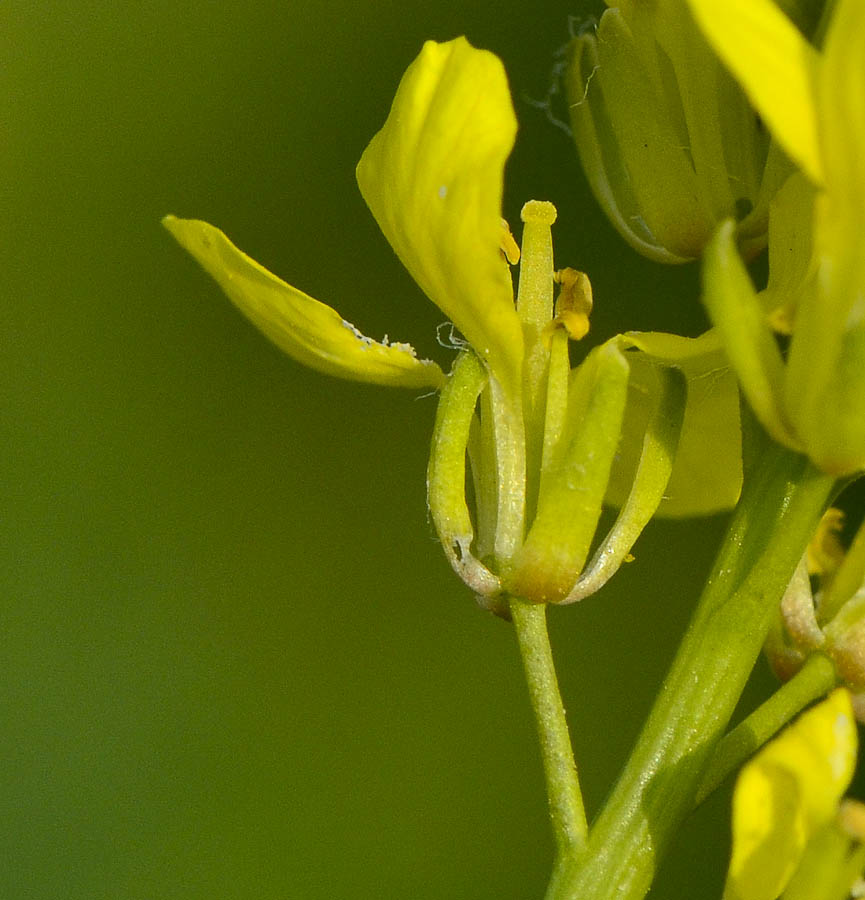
[689,0,865,475]
[165,37,744,613]
[565,0,788,263]
[685,0,825,186]
[724,689,859,900]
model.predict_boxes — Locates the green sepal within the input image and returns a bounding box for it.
[568,1,775,263]
[507,340,630,604]
[563,363,685,603]
[566,27,691,264]
[427,351,501,598]
[163,216,445,390]
[567,9,711,262]
[606,330,743,517]
[649,1,743,226]
[702,219,800,450]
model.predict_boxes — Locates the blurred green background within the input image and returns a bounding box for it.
[2,2,847,898]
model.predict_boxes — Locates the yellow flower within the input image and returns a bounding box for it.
[687,0,865,474]
[164,36,743,611]
[724,689,858,900]
[164,37,522,399]
[685,0,824,187]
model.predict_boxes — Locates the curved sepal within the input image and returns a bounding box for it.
[564,363,685,603]
[508,341,630,603]
[566,10,711,262]
[607,330,743,517]
[356,38,523,399]
[702,219,800,450]
[427,351,501,599]
[163,216,444,390]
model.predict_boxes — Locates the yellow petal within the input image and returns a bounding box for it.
[163,216,444,390]
[356,38,523,398]
[686,0,823,185]
[725,689,857,900]
[820,0,865,205]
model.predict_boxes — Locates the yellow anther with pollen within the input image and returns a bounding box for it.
[543,268,593,343]
[499,218,520,265]
[806,507,846,577]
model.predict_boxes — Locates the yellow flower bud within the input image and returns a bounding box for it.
[566,0,786,263]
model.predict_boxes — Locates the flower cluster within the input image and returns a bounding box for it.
[566,0,784,262]
[163,7,865,895]
[686,0,865,475]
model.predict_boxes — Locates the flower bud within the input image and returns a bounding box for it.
[565,0,786,263]
[687,0,865,475]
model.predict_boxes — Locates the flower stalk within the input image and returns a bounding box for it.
[510,598,588,857]
[546,444,836,900]
[695,652,838,806]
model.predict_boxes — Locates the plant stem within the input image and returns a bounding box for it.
[694,651,838,805]
[510,597,588,857]
[546,444,836,900]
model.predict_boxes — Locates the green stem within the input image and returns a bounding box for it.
[510,597,588,857]
[694,652,838,805]
[546,444,836,900]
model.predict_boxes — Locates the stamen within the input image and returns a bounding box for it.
[552,268,593,341]
[806,507,845,576]
[499,219,521,264]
